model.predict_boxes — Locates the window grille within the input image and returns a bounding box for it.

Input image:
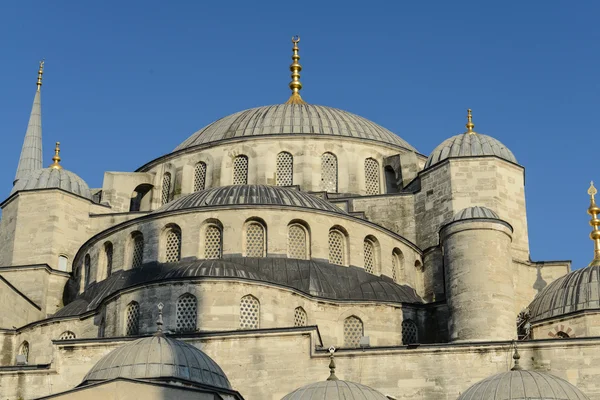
[131,233,144,269]
[391,249,403,283]
[402,319,418,344]
[165,228,182,262]
[343,316,363,348]
[240,295,260,329]
[294,307,307,327]
[233,155,248,185]
[126,302,140,336]
[161,173,171,205]
[288,224,307,259]
[320,153,338,192]
[245,223,265,257]
[176,294,197,332]
[364,158,380,195]
[18,341,29,362]
[204,225,222,259]
[276,152,293,186]
[328,230,345,266]
[59,331,76,340]
[391,253,398,283]
[84,254,91,287]
[194,162,207,192]
[364,239,376,274]
[105,242,113,277]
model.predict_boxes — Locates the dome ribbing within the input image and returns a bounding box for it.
[425,133,517,169]
[11,167,91,199]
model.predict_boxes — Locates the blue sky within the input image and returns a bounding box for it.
[1,1,598,269]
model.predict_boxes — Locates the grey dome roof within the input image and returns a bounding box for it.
[174,104,416,151]
[155,185,347,215]
[457,370,589,400]
[528,265,600,322]
[282,380,388,400]
[11,167,91,199]
[83,333,231,389]
[425,133,517,169]
[451,206,500,222]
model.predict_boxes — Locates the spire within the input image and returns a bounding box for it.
[49,142,63,169]
[326,346,339,381]
[285,35,306,105]
[465,109,476,134]
[587,182,600,266]
[14,60,44,184]
[510,341,522,371]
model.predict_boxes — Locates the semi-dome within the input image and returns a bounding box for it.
[155,184,347,215]
[11,167,91,199]
[82,332,231,389]
[451,206,500,222]
[457,370,589,400]
[425,132,517,169]
[174,104,416,152]
[282,380,389,400]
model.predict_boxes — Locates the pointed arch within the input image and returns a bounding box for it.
[287,222,309,260]
[244,219,266,257]
[402,319,418,344]
[363,235,379,274]
[240,295,260,329]
[364,157,380,195]
[163,224,182,263]
[276,151,293,186]
[233,155,249,185]
[294,307,307,327]
[343,316,363,348]
[194,162,207,192]
[328,227,347,266]
[176,293,197,332]
[161,172,172,205]
[131,231,144,269]
[125,301,141,336]
[321,152,338,192]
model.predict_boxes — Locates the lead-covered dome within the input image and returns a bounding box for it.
[451,206,500,222]
[425,133,517,169]
[174,104,416,151]
[457,370,589,400]
[282,380,389,400]
[155,184,347,215]
[82,333,231,389]
[11,167,91,199]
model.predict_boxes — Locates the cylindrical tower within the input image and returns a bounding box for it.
[440,206,514,342]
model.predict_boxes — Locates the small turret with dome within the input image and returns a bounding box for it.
[425,109,517,169]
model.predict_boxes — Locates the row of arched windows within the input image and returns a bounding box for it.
[17,330,76,364]
[159,154,384,206]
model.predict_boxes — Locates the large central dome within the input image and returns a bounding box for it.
[174,104,416,151]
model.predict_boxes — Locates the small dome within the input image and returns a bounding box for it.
[83,333,231,389]
[282,380,389,400]
[425,133,517,169]
[528,265,600,322]
[451,206,500,222]
[11,168,91,199]
[174,104,416,152]
[155,185,347,215]
[458,370,589,400]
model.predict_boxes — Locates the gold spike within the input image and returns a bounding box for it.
[36,60,44,91]
[465,109,476,134]
[49,142,63,170]
[587,181,600,266]
[285,35,306,105]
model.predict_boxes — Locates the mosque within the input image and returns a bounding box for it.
[0,37,599,399]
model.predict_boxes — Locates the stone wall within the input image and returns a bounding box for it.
[0,277,42,329]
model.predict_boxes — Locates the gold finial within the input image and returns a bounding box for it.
[326,346,339,381]
[49,142,63,170]
[36,60,44,91]
[465,109,476,134]
[285,35,306,105]
[588,181,600,266]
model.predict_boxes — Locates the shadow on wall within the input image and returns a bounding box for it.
[533,266,547,295]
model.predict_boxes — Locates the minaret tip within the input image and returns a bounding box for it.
[37,59,45,91]
[587,181,600,266]
[49,142,63,169]
[465,109,476,134]
[285,35,306,105]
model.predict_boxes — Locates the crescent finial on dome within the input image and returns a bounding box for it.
[465,109,476,134]
[285,35,306,105]
[49,142,63,170]
[587,181,600,266]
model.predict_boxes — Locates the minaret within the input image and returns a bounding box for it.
[14,60,44,185]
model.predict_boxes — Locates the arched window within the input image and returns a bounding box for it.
[131,232,144,269]
[288,224,308,260]
[126,301,140,336]
[233,155,249,185]
[320,153,338,192]
[391,248,404,283]
[385,166,399,194]
[294,307,307,327]
[18,341,29,364]
[161,172,171,205]
[204,225,222,259]
[415,259,424,294]
[363,237,378,274]
[104,242,113,278]
[364,158,380,195]
[194,162,207,192]
[176,294,197,332]
[343,316,363,348]
[245,222,266,257]
[556,331,570,339]
[165,226,182,263]
[84,254,91,288]
[130,184,153,212]
[59,331,76,340]
[240,295,260,329]
[58,255,68,272]
[402,319,418,344]
[276,152,293,186]
[328,229,346,266]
